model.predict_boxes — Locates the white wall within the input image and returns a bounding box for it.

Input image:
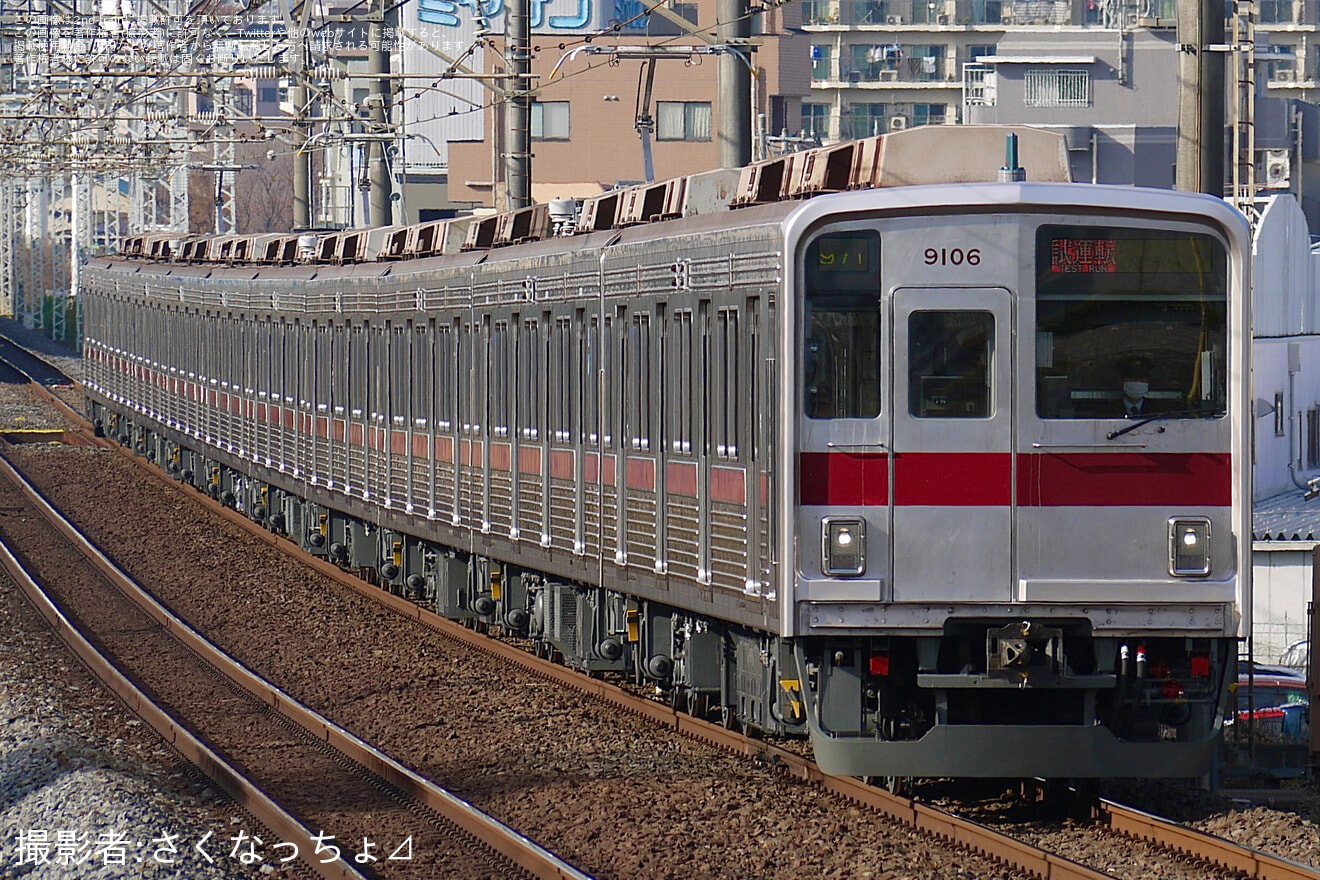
[1250,196,1320,662]
[1252,547,1313,663]
[1252,196,1320,500]
[1250,337,1320,499]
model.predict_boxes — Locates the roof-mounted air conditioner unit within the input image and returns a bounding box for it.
[889,114,908,130]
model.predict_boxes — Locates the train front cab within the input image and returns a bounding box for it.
[783,185,1250,779]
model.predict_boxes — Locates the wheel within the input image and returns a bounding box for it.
[883,777,910,797]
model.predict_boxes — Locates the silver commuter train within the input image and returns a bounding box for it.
[82,154,1250,779]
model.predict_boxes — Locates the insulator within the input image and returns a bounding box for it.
[307,65,347,82]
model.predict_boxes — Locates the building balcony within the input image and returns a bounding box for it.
[801,0,1203,27]
[814,65,965,87]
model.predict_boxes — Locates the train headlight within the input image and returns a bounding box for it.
[1169,517,1211,577]
[822,517,866,577]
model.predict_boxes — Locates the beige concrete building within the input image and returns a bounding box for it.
[447,0,811,206]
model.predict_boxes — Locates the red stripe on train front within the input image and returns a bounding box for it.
[799,451,1231,507]
[1019,452,1231,506]
[893,452,1011,506]
[799,452,889,506]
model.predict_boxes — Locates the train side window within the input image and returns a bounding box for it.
[584,316,599,445]
[803,230,881,419]
[391,325,408,426]
[629,313,653,451]
[907,310,993,419]
[412,323,432,430]
[554,316,572,443]
[670,310,694,454]
[435,322,454,431]
[715,307,739,458]
[490,321,509,438]
[521,318,541,440]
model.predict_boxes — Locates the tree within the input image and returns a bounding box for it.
[234,145,295,233]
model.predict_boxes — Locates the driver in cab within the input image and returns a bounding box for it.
[1119,356,1154,417]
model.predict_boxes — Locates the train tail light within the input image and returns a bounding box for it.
[869,653,890,676]
[1169,517,1211,576]
[822,517,866,576]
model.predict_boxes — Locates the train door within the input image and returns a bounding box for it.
[890,288,1013,602]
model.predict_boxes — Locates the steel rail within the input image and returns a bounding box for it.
[15,340,1313,880]
[112,444,1117,880]
[0,488,369,880]
[1097,800,1320,880]
[0,447,593,880]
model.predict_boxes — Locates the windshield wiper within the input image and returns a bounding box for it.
[1106,409,1210,440]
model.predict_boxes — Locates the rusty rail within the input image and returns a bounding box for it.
[0,449,592,880]
[126,448,1116,880]
[1098,800,1320,880]
[0,499,370,880]
[21,354,1315,880]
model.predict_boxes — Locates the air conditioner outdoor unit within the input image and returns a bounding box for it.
[1274,68,1296,82]
[1262,148,1291,188]
[937,13,950,23]
[878,69,899,81]
[889,114,908,130]
[886,13,903,23]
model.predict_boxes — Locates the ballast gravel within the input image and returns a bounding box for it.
[0,571,274,880]
[2,372,1320,878]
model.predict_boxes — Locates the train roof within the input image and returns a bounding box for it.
[99,125,1248,289]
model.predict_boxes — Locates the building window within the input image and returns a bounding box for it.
[1024,69,1090,107]
[657,101,711,140]
[840,102,887,138]
[912,103,946,126]
[908,45,944,81]
[970,0,1001,22]
[911,0,943,24]
[967,44,996,63]
[532,101,570,140]
[811,44,833,80]
[1259,0,1293,23]
[803,0,836,23]
[846,0,885,23]
[233,87,253,116]
[1267,45,1298,81]
[647,1,698,35]
[802,102,830,140]
[258,86,280,104]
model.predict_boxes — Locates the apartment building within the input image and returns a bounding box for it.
[802,1,1317,219]
[444,0,810,206]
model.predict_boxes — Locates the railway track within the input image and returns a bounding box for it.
[0,338,1316,880]
[0,437,590,880]
[76,429,1312,880]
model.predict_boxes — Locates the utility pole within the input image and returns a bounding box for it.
[1176,0,1226,195]
[716,0,751,169]
[1230,0,1257,221]
[293,78,312,229]
[281,0,315,228]
[505,0,532,210]
[367,0,396,226]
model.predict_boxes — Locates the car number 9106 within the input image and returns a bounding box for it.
[924,247,981,266]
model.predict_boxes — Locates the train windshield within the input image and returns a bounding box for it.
[1033,225,1228,420]
[803,230,882,419]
